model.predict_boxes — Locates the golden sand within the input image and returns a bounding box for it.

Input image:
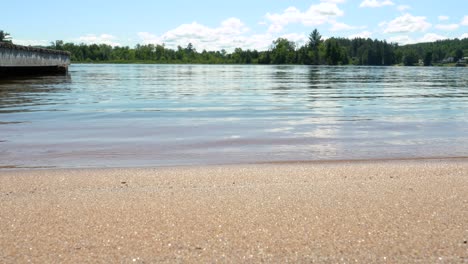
[1,160,467,263]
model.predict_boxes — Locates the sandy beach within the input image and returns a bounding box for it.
[1,159,467,263]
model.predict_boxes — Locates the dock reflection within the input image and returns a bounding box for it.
[0,74,72,113]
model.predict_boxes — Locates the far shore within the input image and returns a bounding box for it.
[69,61,465,67]
[1,159,467,262]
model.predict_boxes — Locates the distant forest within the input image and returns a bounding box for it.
[46,29,467,66]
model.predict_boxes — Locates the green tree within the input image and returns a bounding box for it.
[175,46,185,61]
[155,44,165,61]
[423,51,433,66]
[325,39,341,65]
[432,47,444,63]
[258,51,271,64]
[383,41,397,65]
[454,49,463,61]
[51,40,64,50]
[98,44,112,61]
[308,29,322,64]
[0,30,12,42]
[270,38,296,64]
[403,51,418,66]
[296,46,311,64]
[184,43,196,61]
[232,48,244,63]
[341,47,349,65]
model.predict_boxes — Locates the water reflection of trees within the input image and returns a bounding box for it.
[307,67,321,87]
[0,74,72,113]
[270,65,297,97]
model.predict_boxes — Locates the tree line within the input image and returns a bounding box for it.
[10,29,467,66]
[396,38,467,66]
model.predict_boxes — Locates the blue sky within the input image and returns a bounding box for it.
[2,0,467,51]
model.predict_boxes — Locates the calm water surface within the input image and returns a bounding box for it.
[1,64,467,168]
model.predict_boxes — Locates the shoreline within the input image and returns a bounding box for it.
[2,155,468,171]
[1,159,467,262]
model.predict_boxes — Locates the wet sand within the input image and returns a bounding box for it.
[1,160,467,263]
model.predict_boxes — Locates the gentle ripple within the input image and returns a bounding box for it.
[0,64,467,168]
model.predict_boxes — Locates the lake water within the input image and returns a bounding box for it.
[1,64,467,168]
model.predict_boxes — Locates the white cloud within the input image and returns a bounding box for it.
[388,35,414,45]
[320,0,346,3]
[265,3,344,33]
[360,0,394,8]
[419,33,447,42]
[77,34,121,46]
[280,33,308,46]
[435,24,459,31]
[461,16,468,26]
[268,24,284,33]
[219,18,250,35]
[14,34,122,47]
[388,33,447,45]
[348,31,373,39]
[397,5,411,12]
[461,33,468,39]
[438,15,449,21]
[14,39,50,47]
[138,18,274,52]
[378,21,387,27]
[244,34,277,51]
[383,13,431,33]
[329,21,358,31]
